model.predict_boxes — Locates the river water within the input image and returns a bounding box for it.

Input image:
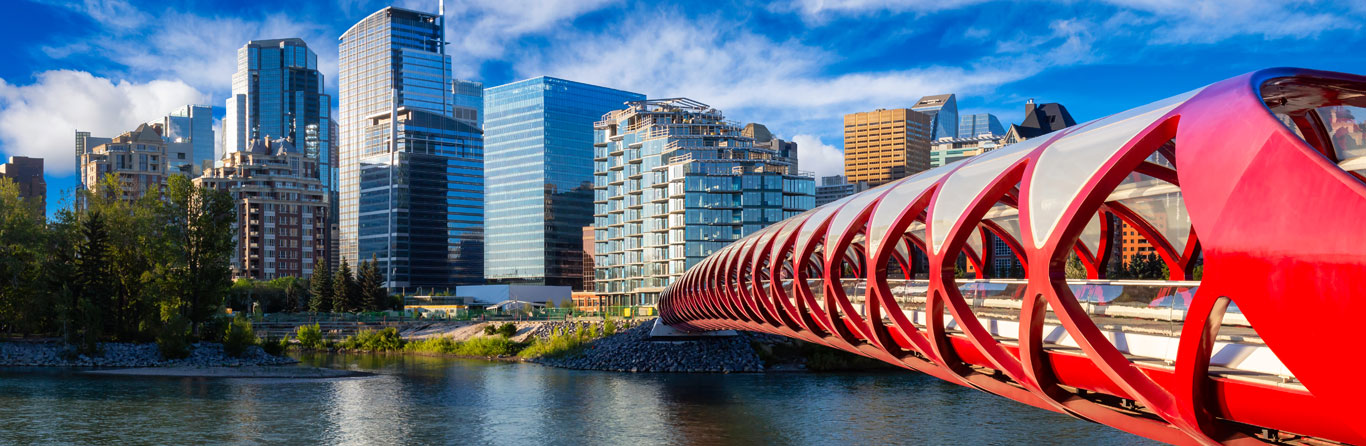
[0,353,1156,445]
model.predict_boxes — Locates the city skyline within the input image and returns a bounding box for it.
[3,1,1361,217]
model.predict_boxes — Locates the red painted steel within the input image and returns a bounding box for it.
[658,68,1366,445]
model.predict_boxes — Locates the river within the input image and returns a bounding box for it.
[0,353,1157,445]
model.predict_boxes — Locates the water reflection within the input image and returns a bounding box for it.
[0,355,1155,445]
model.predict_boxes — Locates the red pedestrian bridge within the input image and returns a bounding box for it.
[658,68,1366,445]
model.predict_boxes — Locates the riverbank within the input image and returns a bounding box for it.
[312,318,893,374]
[0,341,296,368]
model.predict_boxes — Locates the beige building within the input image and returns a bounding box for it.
[843,108,933,186]
[80,124,168,201]
[194,138,330,280]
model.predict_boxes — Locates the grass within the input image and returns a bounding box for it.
[518,324,595,359]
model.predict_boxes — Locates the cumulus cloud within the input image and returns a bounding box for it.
[40,0,336,97]
[791,134,845,179]
[0,70,207,174]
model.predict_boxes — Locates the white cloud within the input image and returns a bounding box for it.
[791,134,845,179]
[40,1,337,98]
[0,70,207,174]
[773,0,990,23]
[435,0,620,78]
[1097,0,1358,44]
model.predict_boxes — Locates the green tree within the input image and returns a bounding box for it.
[0,179,47,335]
[161,174,235,334]
[359,255,387,311]
[72,211,115,350]
[308,258,332,313]
[333,259,357,313]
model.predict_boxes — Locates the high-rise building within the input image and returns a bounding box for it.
[340,6,483,290]
[452,79,483,128]
[80,124,167,201]
[483,77,644,288]
[581,226,595,292]
[594,99,815,307]
[912,94,959,141]
[0,156,45,217]
[842,108,933,186]
[815,174,870,207]
[743,123,799,174]
[160,105,215,176]
[74,131,112,190]
[957,112,1005,138]
[222,38,333,201]
[194,138,329,280]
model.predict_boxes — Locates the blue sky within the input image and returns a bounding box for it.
[2,0,1364,217]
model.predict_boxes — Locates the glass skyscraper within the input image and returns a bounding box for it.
[957,113,1005,138]
[483,77,644,288]
[223,38,332,189]
[912,93,959,141]
[452,79,483,128]
[162,105,215,175]
[594,99,815,307]
[339,6,483,290]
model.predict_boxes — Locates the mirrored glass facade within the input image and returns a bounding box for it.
[223,38,331,187]
[594,99,815,306]
[163,105,214,175]
[484,77,644,287]
[341,7,482,289]
[912,93,959,141]
[957,112,1005,138]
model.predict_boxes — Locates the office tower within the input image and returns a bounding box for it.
[593,99,815,307]
[195,138,329,280]
[483,77,644,288]
[160,105,215,176]
[842,108,933,186]
[74,131,112,189]
[912,94,958,141]
[222,38,333,191]
[452,79,483,127]
[340,6,483,290]
[957,113,1005,138]
[0,156,46,217]
[79,124,167,201]
[814,175,870,207]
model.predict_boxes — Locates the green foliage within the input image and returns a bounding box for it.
[338,327,404,351]
[496,322,517,338]
[358,255,388,312]
[295,323,325,349]
[332,260,358,313]
[227,276,309,314]
[259,334,288,356]
[483,323,498,336]
[308,258,332,314]
[223,317,257,357]
[518,327,592,359]
[1065,252,1087,279]
[405,336,526,357]
[156,313,193,359]
[603,319,618,336]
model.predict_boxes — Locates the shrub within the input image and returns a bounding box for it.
[497,322,517,338]
[223,317,257,357]
[260,335,287,356]
[403,336,526,357]
[518,330,589,359]
[603,319,618,336]
[584,322,598,339]
[200,315,231,343]
[295,323,325,349]
[483,323,498,336]
[338,327,404,351]
[157,314,192,360]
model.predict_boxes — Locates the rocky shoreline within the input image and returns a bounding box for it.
[531,321,766,373]
[0,341,297,368]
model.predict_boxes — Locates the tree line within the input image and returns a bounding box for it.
[0,175,235,355]
[0,174,396,356]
